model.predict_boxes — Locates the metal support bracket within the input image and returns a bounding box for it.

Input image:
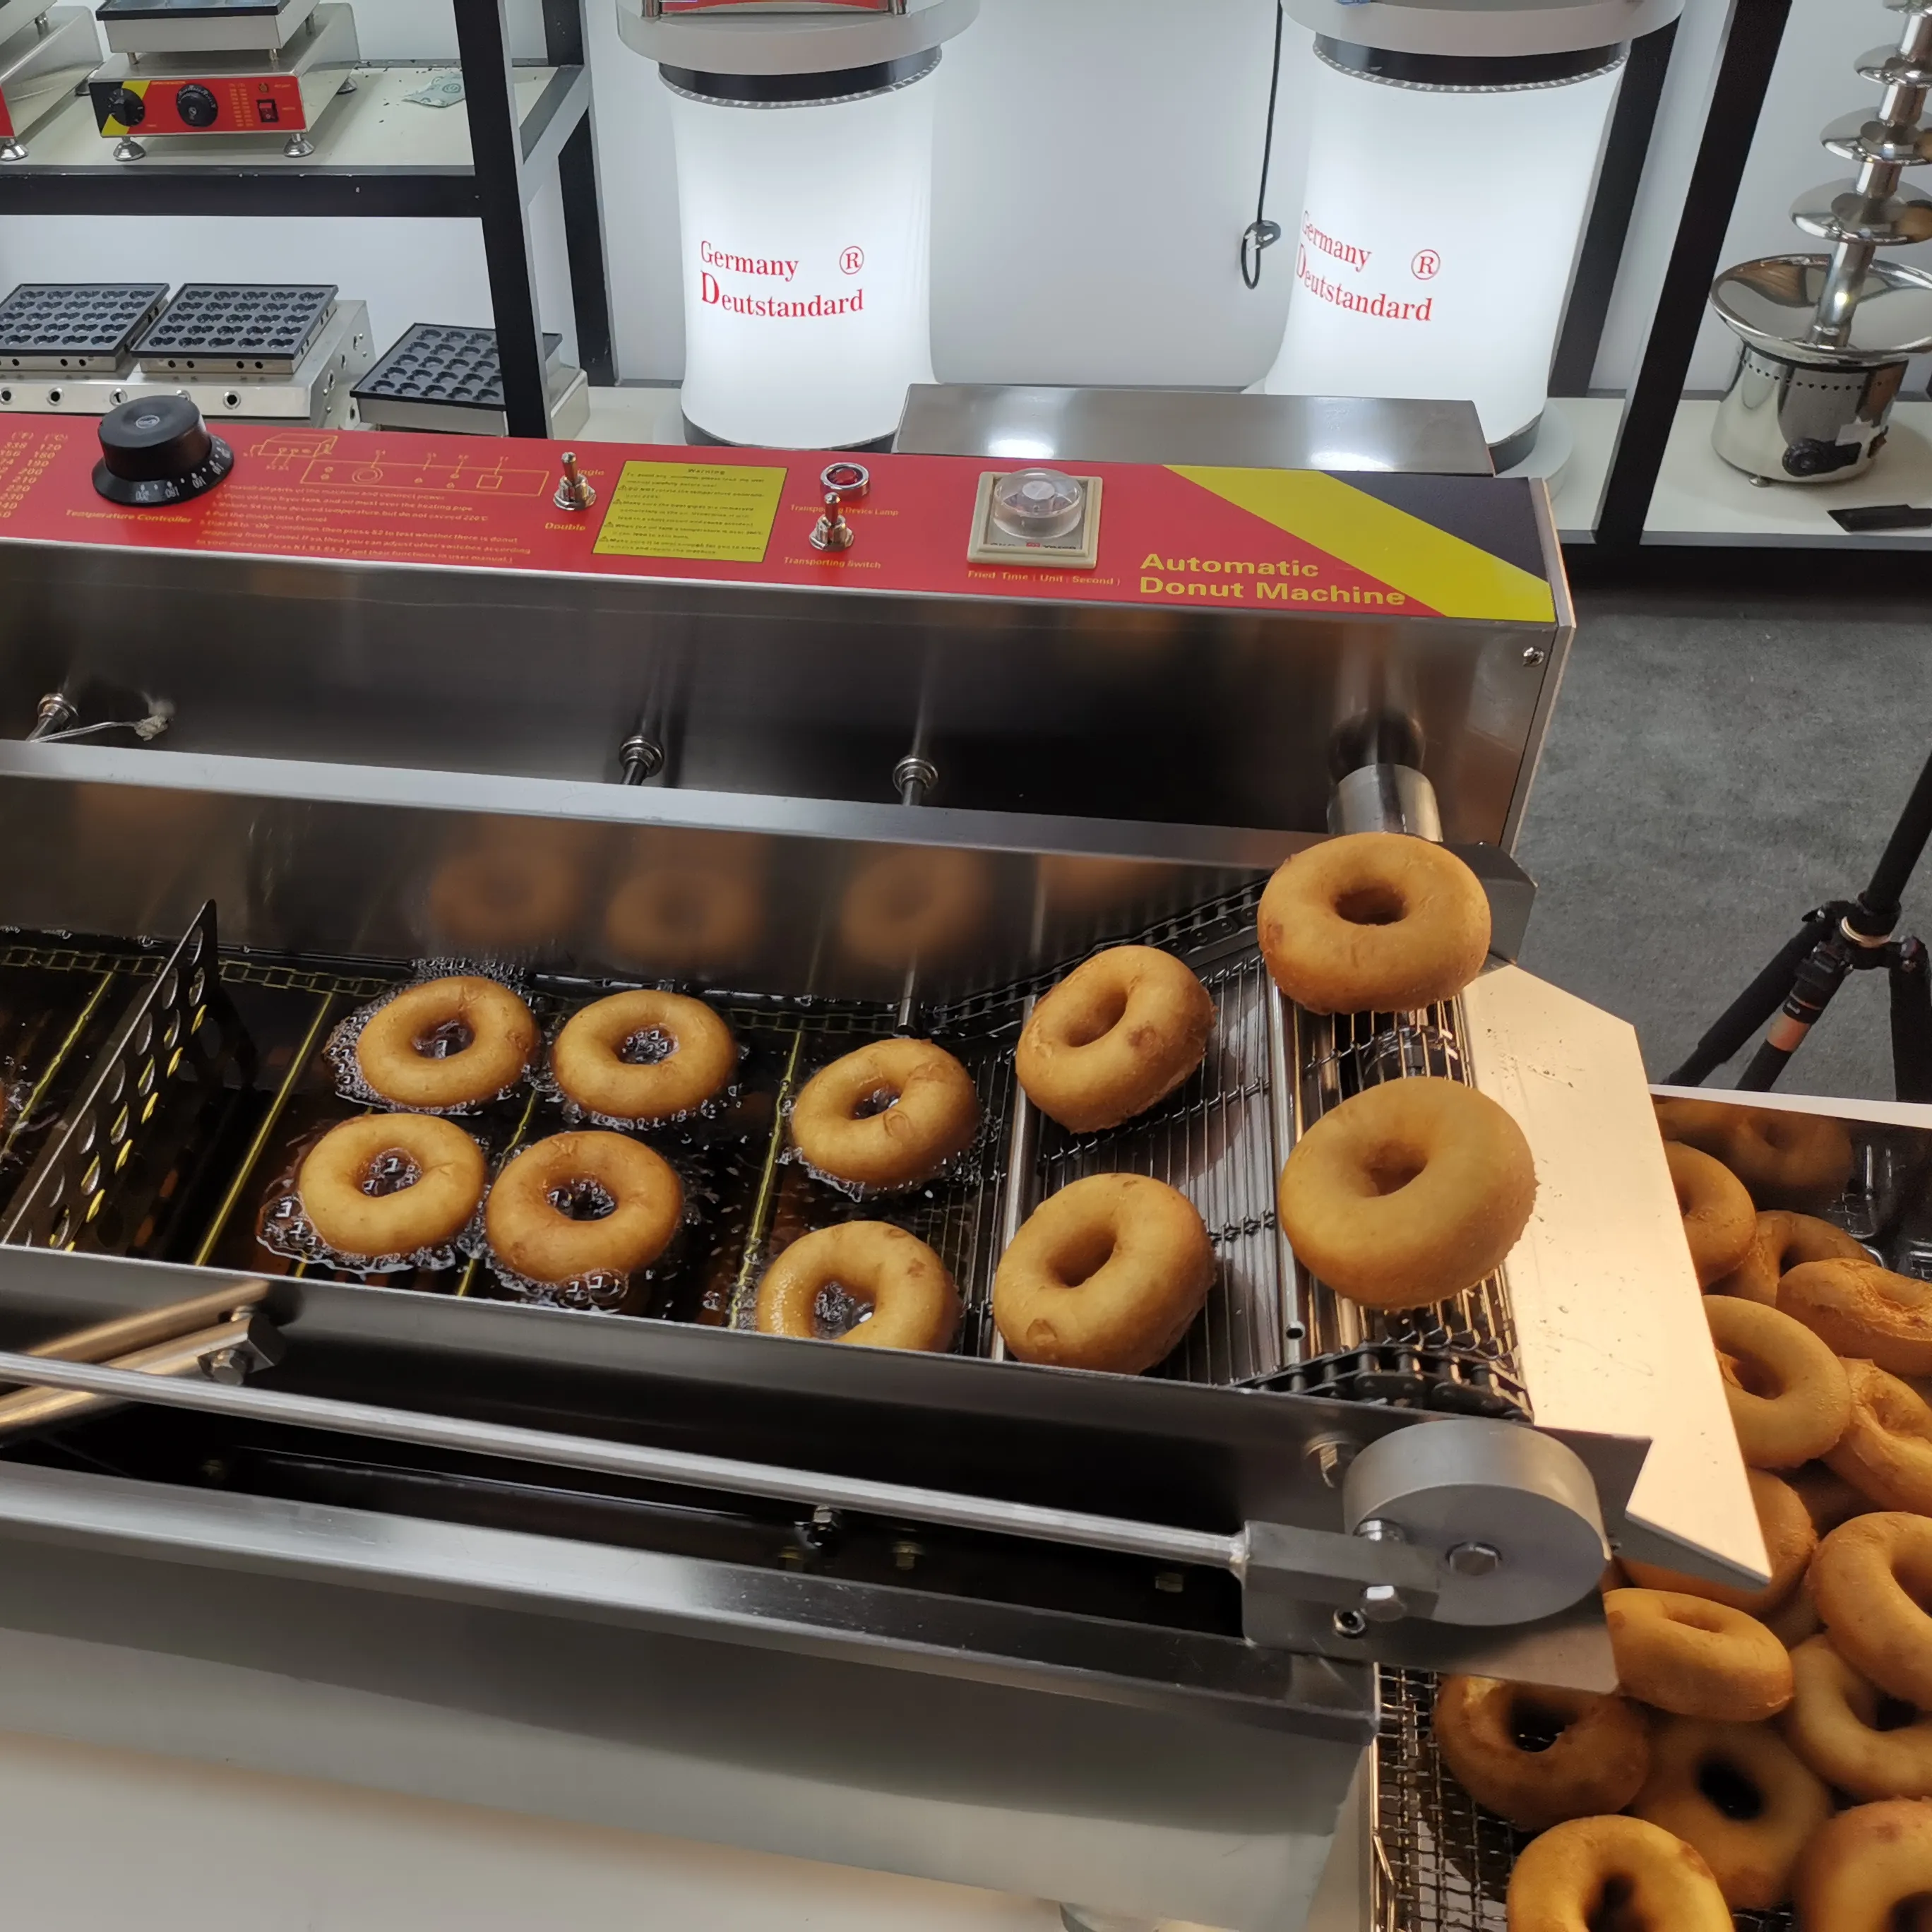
[1241,1522,1441,1647]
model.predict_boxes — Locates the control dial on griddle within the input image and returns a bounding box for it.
[176,85,220,129]
[93,395,234,508]
[106,85,145,127]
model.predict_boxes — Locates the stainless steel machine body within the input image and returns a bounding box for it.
[0,431,1755,1929]
[0,3,99,164]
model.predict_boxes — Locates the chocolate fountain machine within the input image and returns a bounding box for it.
[1712,0,1932,484]
[0,404,1758,1931]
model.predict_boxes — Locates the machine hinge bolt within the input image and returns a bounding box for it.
[1448,1541,1503,1578]
[1353,1517,1407,1543]
[555,451,597,513]
[892,1538,923,1570]
[1332,1607,1368,1639]
[619,733,665,785]
[893,755,938,804]
[1359,1583,1407,1623]
[1522,645,1548,667]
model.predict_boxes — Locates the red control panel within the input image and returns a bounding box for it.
[90,73,309,137]
[0,417,1557,628]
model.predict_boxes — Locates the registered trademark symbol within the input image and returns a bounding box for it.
[1412,249,1441,280]
[840,245,865,275]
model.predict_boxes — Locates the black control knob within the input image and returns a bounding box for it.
[175,84,220,129]
[94,396,234,508]
[106,85,145,128]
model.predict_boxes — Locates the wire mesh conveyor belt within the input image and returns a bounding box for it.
[0,890,1532,1409]
[1372,1670,1792,1932]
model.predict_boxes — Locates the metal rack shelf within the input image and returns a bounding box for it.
[0,1,612,435]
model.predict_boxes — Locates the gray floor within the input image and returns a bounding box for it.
[1514,584,1932,1102]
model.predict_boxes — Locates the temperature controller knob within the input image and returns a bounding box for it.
[106,85,145,128]
[93,395,234,508]
[175,84,220,129]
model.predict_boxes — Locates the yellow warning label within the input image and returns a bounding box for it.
[594,460,787,564]
[1169,467,1556,625]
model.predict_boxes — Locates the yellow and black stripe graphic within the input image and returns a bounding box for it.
[1171,465,1556,625]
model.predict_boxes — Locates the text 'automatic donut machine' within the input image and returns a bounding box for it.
[0,410,1758,1932]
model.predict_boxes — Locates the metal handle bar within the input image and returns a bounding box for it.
[0,1346,1246,1576]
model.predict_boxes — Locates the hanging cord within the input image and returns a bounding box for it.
[1240,0,1288,290]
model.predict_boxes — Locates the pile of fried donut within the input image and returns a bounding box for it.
[1436,1097,1932,1928]
[287,827,1530,1360]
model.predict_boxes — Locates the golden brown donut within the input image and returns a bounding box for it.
[789,1039,979,1191]
[1257,832,1491,1014]
[1429,1676,1650,1832]
[1784,1635,1932,1801]
[1655,1097,1854,1210]
[753,1222,960,1353]
[1630,1713,1832,1911]
[1604,1587,1794,1720]
[605,860,762,975]
[1783,1258,1932,1377]
[1276,1077,1535,1311]
[1827,1361,1932,1515]
[1713,1208,1867,1304]
[1015,946,1213,1134]
[551,991,736,1124]
[298,1113,487,1260]
[1707,1295,1852,1469]
[1813,1514,1932,1708]
[355,976,539,1110]
[993,1174,1215,1375]
[838,847,989,972]
[1505,1814,1732,1932]
[484,1131,682,1284]
[1666,1141,1757,1288]
[1624,1468,1815,1615]
[1793,1799,1932,1932]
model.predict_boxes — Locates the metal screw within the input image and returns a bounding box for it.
[893,754,938,804]
[892,1538,922,1571]
[203,1347,246,1385]
[1332,1607,1368,1639]
[1360,1583,1407,1623]
[1306,1436,1356,1489]
[1521,645,1547,667]
[1354,1517,1407,1544]
[619,732,665,785]
[1448,1541,1503,1578]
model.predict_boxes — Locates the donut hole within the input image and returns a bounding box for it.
[1063,984,1130,1048]
[618,1027,676,1067]
[850,1085,901,1121]
[412,1018,475,1060]
[545,1178,618,1223]
[358,1150,423,1198]
[1889,1893,1932,1932]
[1364,1144,1426,1198]
[1727,1352,1785,1400]
[1585,1874,1641,1932]
[1334,884,1407,928]
[1694,1755,1765,1820]
[1877,1693,1922,1732]
[1051,1226,1118,1290]
[1504,1694,1573,1753]
[812,1278,874,1341]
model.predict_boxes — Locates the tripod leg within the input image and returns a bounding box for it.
[1738,932,1854,1091]
[1665,914,1838,1086]
[1892,939,1932,1104]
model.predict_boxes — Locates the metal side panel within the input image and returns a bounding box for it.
[0,1507,1366,1932]
[1462,964,1766,1587]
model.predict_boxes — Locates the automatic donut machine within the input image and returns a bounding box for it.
[0,405,1760,1932]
